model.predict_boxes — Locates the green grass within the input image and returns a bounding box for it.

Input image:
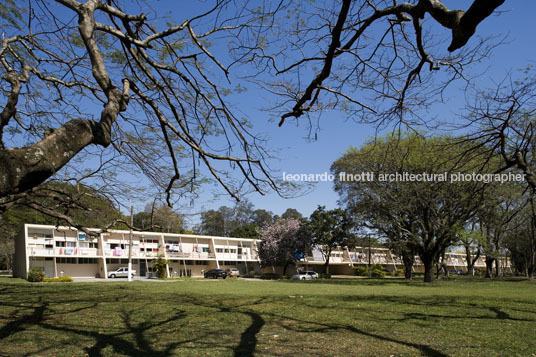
[0,277,535,356]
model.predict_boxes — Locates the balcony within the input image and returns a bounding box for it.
[104,250,159,258]
[166,252,216,259]
[28,247,99,257]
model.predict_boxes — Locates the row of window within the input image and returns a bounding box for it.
[55,241,98,248]
[215,248,238,254]
[57,258,98,264]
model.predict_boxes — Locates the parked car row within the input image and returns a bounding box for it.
[107,266,321,280]
[203,268,241,279]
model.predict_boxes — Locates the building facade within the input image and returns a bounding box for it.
[14,224,511,279]
[14,224,261,279]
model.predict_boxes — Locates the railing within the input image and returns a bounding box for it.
[28,247,99,256]
[166,252,215,259]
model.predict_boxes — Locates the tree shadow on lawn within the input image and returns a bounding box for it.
[0,297,218,357]
[183,295,448,357]
[298,294,536,323]
[3,286,532,356]
[288,277,536,287]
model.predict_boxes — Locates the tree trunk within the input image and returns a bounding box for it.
[485,256,494,278]
[283,263,289,276]
[422,254,435,283]
[465,246,480,276]
[402,254,414,280]
[424,262,434,283]
[322,256,330,274]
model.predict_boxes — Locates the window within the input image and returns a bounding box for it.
[89,242,98,249]
[57,258,76,264]
[216,248,223,253]
[55,241,65,247]
[120,259,129,264]
[79,258,97,264]
[66,242,76,247]
[202,247,210,253]
[195,261,208,265]
[79,242,89,248]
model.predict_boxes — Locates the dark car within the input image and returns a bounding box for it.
[204,269,227,279]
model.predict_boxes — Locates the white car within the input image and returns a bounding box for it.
[225,268,240,277]
[291,271,319,280]
[108,267,136,278]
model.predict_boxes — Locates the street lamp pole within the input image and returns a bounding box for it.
[128,204,133,282]
[367,234,372,278]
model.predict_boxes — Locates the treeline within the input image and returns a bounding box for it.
[193,200,303,238]
[331,133,536,282]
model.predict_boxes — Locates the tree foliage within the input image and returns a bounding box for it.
[133,203,183,233]
[0,0,280,225]
[332,134,494,282]
[307,206,353,274]
[258,218,310,275]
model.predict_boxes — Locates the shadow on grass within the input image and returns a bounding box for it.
[184,296,448,357]
[0,297,47,340]
[1,280,533,356]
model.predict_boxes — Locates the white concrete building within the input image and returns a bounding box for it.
[13,223,511,279]
[14,224,262,279]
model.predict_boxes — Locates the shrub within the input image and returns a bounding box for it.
[152,255,168,279]
[261,273,280,280]
[27,267,45,282]
[318,273,331,279]
[371,268,386,278]
[353,266,368,276]
[393,269,404,277]
[43,276,73,282]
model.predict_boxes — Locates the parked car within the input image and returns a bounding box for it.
[449,269,464,275]
[204,269,227,279]
[291,271,319,280]
[108,267,136,278]
[225,268,240,277]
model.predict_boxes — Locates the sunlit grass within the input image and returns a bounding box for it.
[0,277,535,356]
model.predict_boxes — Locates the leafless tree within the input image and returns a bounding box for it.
[0,0,281,223]
[232,0,504,132]
[463,72,536,191]
[0,0,508,231]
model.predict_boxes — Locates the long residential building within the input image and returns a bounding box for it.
[14,224,261,279]
[14,224,511,278]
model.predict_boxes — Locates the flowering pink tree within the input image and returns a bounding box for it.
[258,219,310,275]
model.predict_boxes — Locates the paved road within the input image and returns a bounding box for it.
[72,277,176,283]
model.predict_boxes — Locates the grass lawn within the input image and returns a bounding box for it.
[0,277,535,356]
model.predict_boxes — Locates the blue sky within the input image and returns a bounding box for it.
[170,1,536,226]
[57,1,533,226]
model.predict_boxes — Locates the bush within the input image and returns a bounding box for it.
[353,266,368,276]
[260,273,280,280]
[43,276,73,282]
[318,273,331,279]
[27,267,45,282]
[371,268,386,278]
[152,255,168,279]
[393,269,405,277]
